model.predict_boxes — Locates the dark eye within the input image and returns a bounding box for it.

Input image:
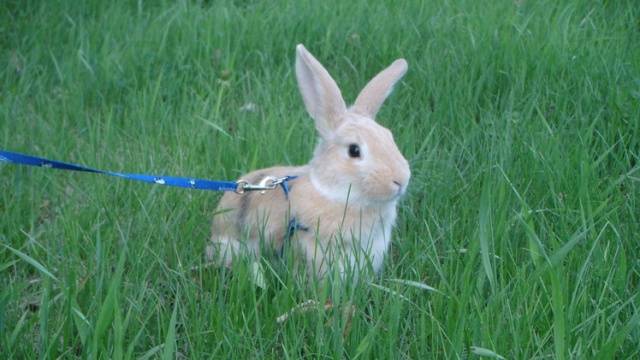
[348,144,361,158]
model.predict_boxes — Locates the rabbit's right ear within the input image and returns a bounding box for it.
[351,59,407,119]
[295,44,347,138]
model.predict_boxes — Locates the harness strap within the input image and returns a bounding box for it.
[287,217,309,238]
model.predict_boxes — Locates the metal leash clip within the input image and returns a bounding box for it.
[235,176,288,194]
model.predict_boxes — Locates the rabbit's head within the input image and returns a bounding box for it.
[295,44,410,206]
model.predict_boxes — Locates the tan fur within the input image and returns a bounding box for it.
[352,59,408,118]
[208,44,410,278]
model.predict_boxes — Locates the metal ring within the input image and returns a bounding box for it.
[235,180,248,194]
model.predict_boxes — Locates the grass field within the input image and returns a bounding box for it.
[2,0,639,358]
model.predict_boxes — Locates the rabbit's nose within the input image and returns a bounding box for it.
[393,180,405,194]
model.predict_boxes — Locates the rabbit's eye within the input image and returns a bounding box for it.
[348,144,361,158]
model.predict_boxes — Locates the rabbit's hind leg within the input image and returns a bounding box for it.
[206,234,259,267]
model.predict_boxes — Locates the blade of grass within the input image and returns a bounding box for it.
[91,249,127,358]
[550,270,567,360]
[162,292,180,360]
[594,311,640,359]
[479,179,496,293]
[3,244,58,282]
[39,277,52,359]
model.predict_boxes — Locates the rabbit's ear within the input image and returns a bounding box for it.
[352,59,408,119]
[295,44,347,138]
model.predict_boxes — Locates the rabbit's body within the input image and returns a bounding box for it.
[208,44,410,278]
[209,165,398,276]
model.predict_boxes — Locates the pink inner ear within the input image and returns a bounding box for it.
[352,59,408,119]
[295,45,347,136]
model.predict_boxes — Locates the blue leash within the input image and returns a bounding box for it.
[0,149,294,194]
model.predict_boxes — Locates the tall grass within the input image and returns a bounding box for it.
[1,0,639,358]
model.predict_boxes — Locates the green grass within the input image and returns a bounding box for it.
[1,0,639,358]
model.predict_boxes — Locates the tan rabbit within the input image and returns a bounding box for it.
[207,44,410,278]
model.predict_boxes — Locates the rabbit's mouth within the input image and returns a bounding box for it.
[390,188,406,201]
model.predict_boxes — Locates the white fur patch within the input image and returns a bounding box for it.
[309,171,351,203]
[364,205,397,272]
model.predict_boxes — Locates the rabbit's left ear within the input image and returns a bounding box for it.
[295,44,347,138]
[352,59,408,119]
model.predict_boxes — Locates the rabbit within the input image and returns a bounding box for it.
[206,44,410,279]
